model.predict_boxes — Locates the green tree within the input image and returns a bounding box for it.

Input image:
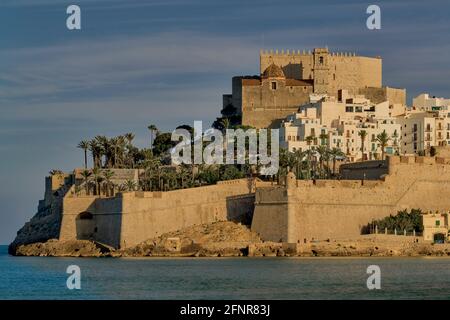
[329,147,345,176]
[319,132,328,146]
[80,170,92,195]
[316,145,329,178]
[77,140,90,169]
[91,167,104,196]
[358,130,368,162]
[153,132,177,156]
[124,179,137,192]
[148,124,158,150]
[102,169,115,197]
[376,130,390,160]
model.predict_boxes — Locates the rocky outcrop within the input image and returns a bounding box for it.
[121,221,262,257]
[8,204,62,255]
[10,221,450,258]
[14,239,115,257]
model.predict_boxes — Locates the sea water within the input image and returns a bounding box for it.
[1,246,449,300]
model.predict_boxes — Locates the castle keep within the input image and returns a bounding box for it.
[223,48,405,128]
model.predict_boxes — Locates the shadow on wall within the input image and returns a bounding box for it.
[76,211,95,240]
[74,198,122,248]
[282,63,302,79]
[226,194,255,226]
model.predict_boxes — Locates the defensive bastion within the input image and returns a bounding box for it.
[10,155,450,251]
[251,155,450,243]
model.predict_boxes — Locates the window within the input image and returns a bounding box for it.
[346,106,353,112]
[355,106,363,113]
[319,56,324,64]
[271,81,277,90]
[436,220,441,227]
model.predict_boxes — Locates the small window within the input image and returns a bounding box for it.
[436,220,441,226]
[271,82,277,90]
[319,56,324,64]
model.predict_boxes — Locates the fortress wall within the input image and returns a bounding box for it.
[359,87,406,105]
[240,79,311,128]
[59,196,123,248]
[242,109,299,128]
[354,56,382,90]
[251,187,289,241]
[252,156,450,242]
[118,179,255,248]
[58,179,255,249]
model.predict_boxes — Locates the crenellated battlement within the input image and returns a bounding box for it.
[388,155,450,167]
[259,49,357,57]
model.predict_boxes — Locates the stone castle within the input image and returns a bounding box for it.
[10,155,450,250]
[222,48,405,128]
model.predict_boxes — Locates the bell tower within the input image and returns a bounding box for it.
[313,48,330,94]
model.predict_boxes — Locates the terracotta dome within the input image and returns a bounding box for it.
[262,63,285,78]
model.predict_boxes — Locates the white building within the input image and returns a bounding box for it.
[413,93,450,112]
[280,91,402,161]
[396,110,450,155]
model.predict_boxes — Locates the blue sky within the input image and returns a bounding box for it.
[1,0,449,244]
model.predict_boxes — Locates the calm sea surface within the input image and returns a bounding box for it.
[1,245,449,300]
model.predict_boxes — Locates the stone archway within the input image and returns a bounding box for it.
[76,211,96,240]
[433,233,446,244]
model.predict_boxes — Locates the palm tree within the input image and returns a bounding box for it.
[358,130,368,162]
[329,148,345,176]
[376,130,390,160]
[220,118,230,133]
[304,148,315,179]
[80,170,92,195]
[316,146,328,178]
[91,167,103,196]
[124,179,137,192]
[124,133,136,168]
[102,169,115,197]
[124,132,135,145]
[148,124,158,150]
[49,169,63,176]
[89,139,103,169]
[95,135,111,168]
[293,149,305,179]
[179,165,192,188]
[77,140,90,169]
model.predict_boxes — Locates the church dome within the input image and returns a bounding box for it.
[262,63,285,78]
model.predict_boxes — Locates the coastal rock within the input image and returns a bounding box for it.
[121,221,262,257]
[14,240,114,257]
